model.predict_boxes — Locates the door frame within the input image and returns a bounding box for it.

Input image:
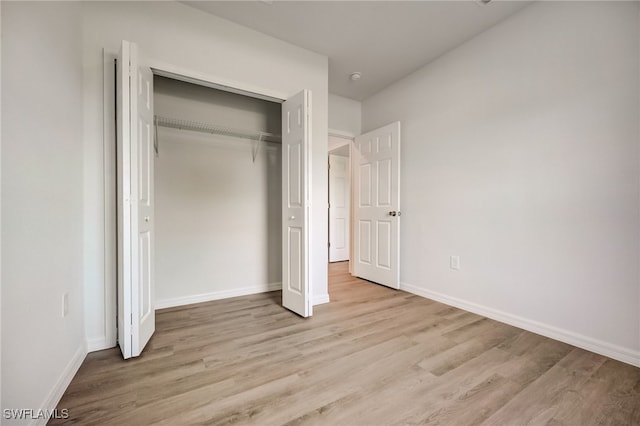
[104,52,307,348]
[327,131,356,275]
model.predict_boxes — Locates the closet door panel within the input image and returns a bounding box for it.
[282,90,311,317]
[117,40,156,360]
[116,40,133,359]
[134,62,155,356]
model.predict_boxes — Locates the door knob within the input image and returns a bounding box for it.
[289,216,296,220]
[144,216,150,223]
[389,211,397,216]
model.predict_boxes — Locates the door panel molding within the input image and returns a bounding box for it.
[282,90,312,317]
[117,40,155,359]
[329,153,350,262]
[353,122,401,289]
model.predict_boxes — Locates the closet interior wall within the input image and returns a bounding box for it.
[153,76,282,308]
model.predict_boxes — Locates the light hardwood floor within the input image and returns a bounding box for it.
[52,262,640,425]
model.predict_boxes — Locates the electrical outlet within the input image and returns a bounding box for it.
[450,256,460,271]
[62,293,69,317]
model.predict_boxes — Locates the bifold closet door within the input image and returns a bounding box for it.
[117,40,156,359]
[282,90,312,318]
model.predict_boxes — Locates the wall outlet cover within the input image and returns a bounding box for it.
[450,256,460,271]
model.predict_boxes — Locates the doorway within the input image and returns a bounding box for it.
[327,124,402,290]
[328,135,352,264]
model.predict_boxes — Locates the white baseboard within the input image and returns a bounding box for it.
[313,294,330,305]
[34,343,87,426]
[400,282,640,368]
[87,337,114,352]
[155,282,282,309]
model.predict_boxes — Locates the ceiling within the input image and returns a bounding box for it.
[183,1,532,101]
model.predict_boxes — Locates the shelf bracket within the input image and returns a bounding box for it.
[154,117,159,157]
[252,132,265,163]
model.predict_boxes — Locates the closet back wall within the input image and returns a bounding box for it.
[154,77,282,308]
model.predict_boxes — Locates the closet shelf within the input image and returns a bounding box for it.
[154,116,281,144]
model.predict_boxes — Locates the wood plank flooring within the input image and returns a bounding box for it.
[52,262,640,425]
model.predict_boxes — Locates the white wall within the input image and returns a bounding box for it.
[328,93,361,136]
[363,1,640,365]
[82,1,329,350]
[154,77,282,307]
[2,1,87,421]
[155,76,281,134]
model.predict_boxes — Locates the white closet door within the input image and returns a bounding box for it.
[329,154,350,262]
[117,40,156,359]
[282,90,312,317]
[353,122,401,289]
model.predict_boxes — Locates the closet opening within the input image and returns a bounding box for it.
[153,75,284,310]
[114,41,312,359]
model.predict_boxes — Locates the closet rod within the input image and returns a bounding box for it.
[154,115,281,144]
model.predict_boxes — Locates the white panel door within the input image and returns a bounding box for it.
[353,122,401,289]
[329,154,350,262]
[117,40,155,359]
[282,90,312,317]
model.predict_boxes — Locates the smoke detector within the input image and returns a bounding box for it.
[350,72,362,81]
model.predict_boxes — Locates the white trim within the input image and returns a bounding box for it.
[103,49,117,351]
[147,57,289,102]
[329,128,356,139]
[152,68,284,104]
[313,294,331,305]
[400,281,640,368]
[155,283,283,310]
[34,344,87,426]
